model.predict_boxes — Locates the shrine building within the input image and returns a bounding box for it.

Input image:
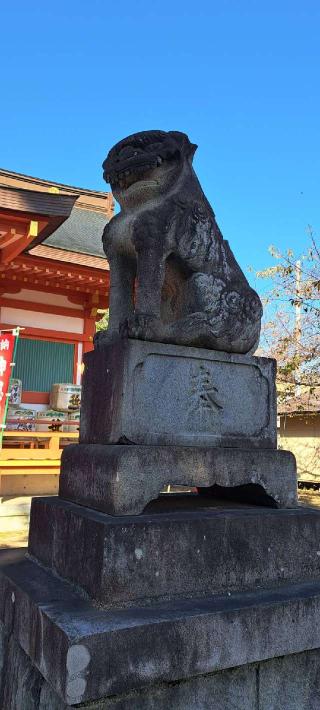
[0,169,113,538]
[0,168,113,409]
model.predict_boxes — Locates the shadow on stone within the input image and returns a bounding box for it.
[144,484,278,513]
[197,483,278,508]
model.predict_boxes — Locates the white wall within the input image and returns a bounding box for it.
[76,343,83,385]
[2,289,83,310]
[0,307,84,334]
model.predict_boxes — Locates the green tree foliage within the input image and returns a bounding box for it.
[95,309,109,332]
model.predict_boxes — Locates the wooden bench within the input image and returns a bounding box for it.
[0,432,78,496]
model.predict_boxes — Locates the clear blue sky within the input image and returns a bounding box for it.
[1,1,319,281]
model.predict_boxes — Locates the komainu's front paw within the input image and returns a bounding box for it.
[121,314,163,341]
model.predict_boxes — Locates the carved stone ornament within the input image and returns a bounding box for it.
[95,130,262,353]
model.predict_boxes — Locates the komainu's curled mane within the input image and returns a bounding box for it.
[96,130,262,353]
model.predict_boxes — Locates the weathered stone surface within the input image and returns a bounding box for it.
[96,130,262,354]
[0,621,8,698]
[98,650,320,710]
[259,649,320,710]
[0,629,43,710]
[3,622,320,709]
[82,651,320,710]
[0,623,64,710]
[3,550,320,705]
[60,443,296,515]
[80,339,277,449]
[81,664,258,710]
[29,498,320,608]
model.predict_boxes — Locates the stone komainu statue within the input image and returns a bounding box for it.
[97,130,262,353]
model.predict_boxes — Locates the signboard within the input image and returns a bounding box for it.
[0,334,16,432]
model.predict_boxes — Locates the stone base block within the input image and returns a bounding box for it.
[60,443,297,515]
[2,550,320,706]
[80,338,277,449]
[2,625,320,710]
[29,497,320,608]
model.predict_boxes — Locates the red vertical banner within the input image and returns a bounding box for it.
[0,334,16,429]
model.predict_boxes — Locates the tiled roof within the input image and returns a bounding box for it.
[0,185,77,217]
[30,244,109,270]
[0,168,108,198]
[43,206,108,257]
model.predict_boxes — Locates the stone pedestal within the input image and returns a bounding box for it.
[67,339,295,513]
[59,443,297,514]
[80,339,277,448]
[1,339,318,709]
[2,504,320,708]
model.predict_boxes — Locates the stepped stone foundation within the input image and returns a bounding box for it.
[0,339,319,709]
